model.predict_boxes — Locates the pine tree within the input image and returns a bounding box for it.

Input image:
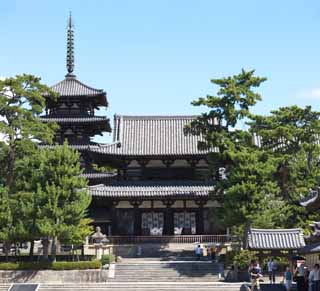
[0,74,58,191]
[0,74,58,257]
[17,142,92,260]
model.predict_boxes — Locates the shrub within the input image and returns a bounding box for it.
[51,260,101,270]
[100,254,115,265]
[0,263,19,270]
[0,260,101,270]
[225,250,237,267]
[233,250,258,270]
[261,256,289,272]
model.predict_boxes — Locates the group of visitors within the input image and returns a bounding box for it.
[248,258,320,291]
[294,261,320,291]
[195,244,219,261]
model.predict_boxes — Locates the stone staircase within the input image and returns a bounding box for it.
[0,284,10,291]
[38,282,249,291]
[110,259,222,282]
[0,281,293,291]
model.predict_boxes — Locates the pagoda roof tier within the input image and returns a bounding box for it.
[46,76,108,107]
[89,115,213,157]
[88,180,214,200]
[40,115,111,132]
[39,144,94,150]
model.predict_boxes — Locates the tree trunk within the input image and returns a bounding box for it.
[42,238,49,261]
[3,241,10,262]
[29,240,34,258]
[6,140,15,191]
[51,236,57,262]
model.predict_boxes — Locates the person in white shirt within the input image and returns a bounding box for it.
[309,264,320,291]
[195,245,202,260]
[267,258,276,284]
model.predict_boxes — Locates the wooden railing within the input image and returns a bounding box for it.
[107,235,239,245]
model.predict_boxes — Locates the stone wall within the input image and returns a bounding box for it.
[0,269,108,283]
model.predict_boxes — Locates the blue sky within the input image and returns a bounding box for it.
[1,0,320,141]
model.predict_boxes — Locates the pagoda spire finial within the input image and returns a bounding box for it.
[66,12,75,77]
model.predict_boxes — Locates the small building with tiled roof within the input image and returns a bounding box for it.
[247,228,305,251]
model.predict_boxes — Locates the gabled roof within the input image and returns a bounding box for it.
[299,242,320,254]
[46,76,107,106]
[89,180,214,199]
[247,228,305,250]
[300,188,320,210]
[90,115,211,157]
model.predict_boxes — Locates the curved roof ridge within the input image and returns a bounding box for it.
[47,76,107,101]
[69,77,104,93]
[250,228,303,232]
[114,115,199,120]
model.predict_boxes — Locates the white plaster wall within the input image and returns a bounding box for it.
[171,200,184,208]
[153,201,166,208]
[140,200,151,208]
[116,201,133,208]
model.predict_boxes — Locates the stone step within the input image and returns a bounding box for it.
[112,261,223,282]
[38,282,248,291]
[39,283,293,291]
[0,285,9,291]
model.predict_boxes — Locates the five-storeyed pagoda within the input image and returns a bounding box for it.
[40,15,222,239]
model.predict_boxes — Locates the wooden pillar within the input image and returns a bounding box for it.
[195,200,207,235]
[111,201,119,235]
[121,159,131,180]
[163,200,174,235]
[162,159,175,179]
[187,158,199,177]
[131,201,142,235]
[137,159,149,179]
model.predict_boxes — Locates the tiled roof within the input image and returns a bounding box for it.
[40,116,109,124]
[300,188,320,210]
[89,180,214,199]
[50,76,104,97]
[247,228,305,250]
[39,144,93,150]
[45,76,107,106]
[80,172,117,179]
[90,115,211,157]
[299,242,320,254]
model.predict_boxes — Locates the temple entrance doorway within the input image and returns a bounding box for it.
[141,212,164,235]
[174,212,196,235]
[173,212,196,235]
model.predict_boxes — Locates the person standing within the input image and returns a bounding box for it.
[283,266,293,291]
[211,245,216,262]
[267,258,276,284]
[195,244,202,260]
[309,264,320,291]
[295,261,308,291]
[249,262,261,291]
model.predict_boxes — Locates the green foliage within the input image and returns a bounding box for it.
[0,187,12,243]
[100,254,115,265]
[51,260,101,270]
[261,256,289,272]
[15,142,92,258]
[189,70,320,234]
[0,260,101,270]
[249,105,320,229]
[233,250,258,270]
[186,69,266,152]
[0,74,58,191]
